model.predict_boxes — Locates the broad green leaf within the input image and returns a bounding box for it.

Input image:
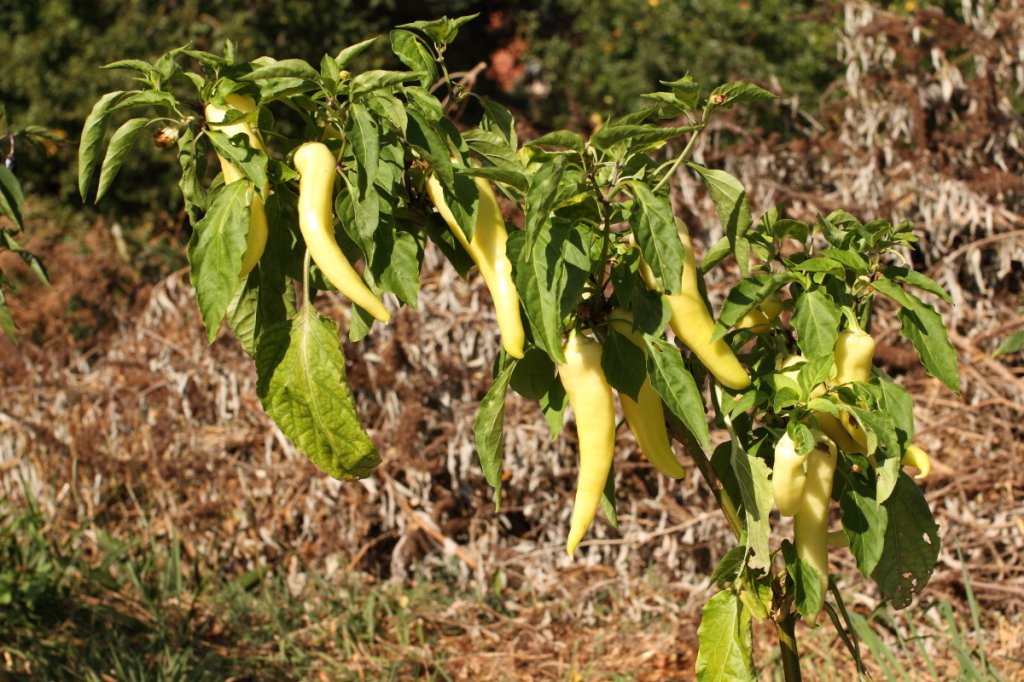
[0,165,24,231]
[643,336,710,449]
[708,81,776,107]
[187,180,249,343]
[709,546,746,588]
[474,355,516,509]
[869,276,919,310]
[539,376,567,440]
[510,347,555,400]
[899,304,960,392]
[731,443,772,571]
[600,328,646,402]
[871,473,940,609]
[883,265,953,304]
[389,30,437,88]
[837,454,888,577]
[461,165,527,193]
[0,229,50,284]
[240,58,318,81]
[687,163,752,276]
[877,376,915,443]
[524,155,566,238]
[347,103,379,195]
[406,108,452,186]
[378,226,422,308]
[515,217,571,364]
[96,118,149,202]
[255,307,379,480]
[713,274,783,340]
[103,58,157,76]
[792,289,841,359]
[793,557,824,620]
[107,90,176,114]
[659,75,701,111]
[78,90,125,200]
[336,37,379,68]
[206,129,268,194]
[526,130,585,153]
[696,590,754,682]
[629,182,684,294]
[591,123,696,150]
[820,247,869,274]
[350,69,423,95]
[479,97,517,148]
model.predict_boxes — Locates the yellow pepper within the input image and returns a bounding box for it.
[772,431,806,517]
[426,173,525,358]
[292,142,390,323]
[638,220,750,390]
[559,331,616,556]
[793,436,838,619]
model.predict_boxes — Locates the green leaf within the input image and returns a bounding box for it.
[95,118,149,202]
[255,307,379,480]
[709,546,746,588]
[869,276,919,310]
[107,90,176,114]
[240,58,318,81]
[643,336,710,449]
[78,90,125,200]
[877,376,915,443]
[479,97,517,148]
[187,181,249,343]
[870,473,940,609]
[713,274,782,339]
[515,219,570,364]
[524,155,566,238]
[539,376,567,440]
[347,103,379,195]
[629,182,684,294]
[591,123,696,150]
[474,356,516,509]
[994,330,1024,358]
[336,37,379,68]
[883,266,953,304]
[406,108,452,186]
[0,229,49,284]
[731,443,773,571]
[695,590,754,682]
[510,347,555,400]
[350,69,423,96]
[389,30,437,88]
[837,454,888,577]
[708,81,776,107]
[898,304,960,392]
[206,129,268,193]
[103,58,157,76]
[601,328,647,402]
[659,74,701,111]
[177,126,207,223]
[792,289,841,359]
[0,165,24,231]
[687,163,752,276]
[526,130,585,153]
[378,226,422,308]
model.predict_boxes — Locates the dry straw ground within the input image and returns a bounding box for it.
[1,1,1023,679]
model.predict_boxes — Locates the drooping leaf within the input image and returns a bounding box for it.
[255,307,379,480]
[687,162,752,276]
[187,180,249,343]
[629,182,684,294]
[643,336,710,449]
[78,90,125,200]
[96,118,149,201]
[0,165,25,231]
[695,590,754,682]
[837,454,888,577]
[871,473,941,609]
[474,355,516,509]
[899,303,960,393]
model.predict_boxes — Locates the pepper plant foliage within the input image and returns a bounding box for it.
[79,15,959,680]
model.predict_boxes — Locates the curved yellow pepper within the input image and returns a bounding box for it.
[901,443,931,479]
[559,331,616,556]
[609,310,685,480]
[293,142,390,323]
[426,173,525,359]
[638,220,750,390]
[204,93,268,277]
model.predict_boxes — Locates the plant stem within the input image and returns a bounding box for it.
[776,611,803,682]
[651,108,710,194]
[667,417,743,541]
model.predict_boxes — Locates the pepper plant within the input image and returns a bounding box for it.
[78,15,960,680]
